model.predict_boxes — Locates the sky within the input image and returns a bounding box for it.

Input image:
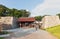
[0,0,60,17]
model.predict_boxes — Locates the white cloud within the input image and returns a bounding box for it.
[31,0,60,17]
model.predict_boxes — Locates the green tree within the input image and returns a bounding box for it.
[56,13,60,19]
[0,4,30,18]
[0,5,7,16]
[10,9,30,18]
[20,9,30,17]
[35,16,43,21]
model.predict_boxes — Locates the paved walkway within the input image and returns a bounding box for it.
[4,28,57,39]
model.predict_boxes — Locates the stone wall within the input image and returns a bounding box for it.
[41,16,60,29]
[0,16,18,30]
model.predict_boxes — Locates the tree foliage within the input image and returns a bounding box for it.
[0,5,30,18]
[34,16,43,21]
[56,13,60,19]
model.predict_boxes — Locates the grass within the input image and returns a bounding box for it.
[0,31,9,35]
[45,25,60,39]
[0,37,4,39]
[0,31,9,39]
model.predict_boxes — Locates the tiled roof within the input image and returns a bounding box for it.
[18,17,35,22]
